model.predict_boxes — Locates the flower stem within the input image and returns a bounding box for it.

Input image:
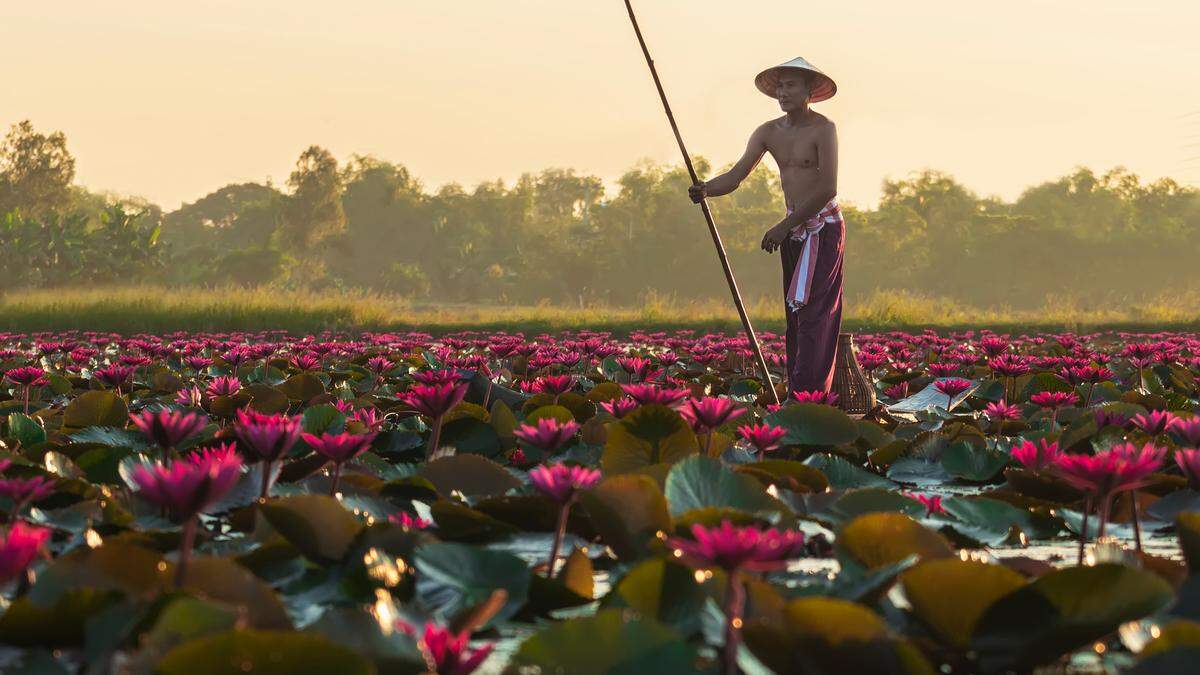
[175,516,197,588]
[425,415,444,460]
[1078,496,1091,565]
[723,570,745,675]
[329,462,342,497]
[260,460,274,500]
[22,386,30,415]
[1097,494,1113,538]
[1130,490,1143,553]
[547,501,570,579]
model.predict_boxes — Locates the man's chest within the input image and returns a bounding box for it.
[765,128,821,170]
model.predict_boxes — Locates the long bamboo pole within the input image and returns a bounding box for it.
[622,0,780,405]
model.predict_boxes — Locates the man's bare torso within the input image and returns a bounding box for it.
[760,112,831,212]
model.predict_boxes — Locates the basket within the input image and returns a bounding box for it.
[832,333,877,415]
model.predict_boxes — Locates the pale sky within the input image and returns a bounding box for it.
[3,0,1197,211]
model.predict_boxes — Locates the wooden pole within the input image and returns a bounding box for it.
[622,0,781,405]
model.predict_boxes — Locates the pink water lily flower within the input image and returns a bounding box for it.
[910,493,946,516]
[679,397,746,433]
[0,521,50,585]
[1176,448,1200,490]
[512,418,580,454]
[1029,391,1080,409]
[1009,439,1061,472]
[1170,417,1200,446]
[620,383,689,407]
[736,422,788,455]
[790,390,840,406]
[984,400,1022,421]
[400,381,469,420]
[528,463,601,504]
[666,519,806,573]
[0,475,56,512]
[131,444,243,520]
[934,378,973,408]
[130,409,209,451]
[206,376,242,397]
[1131,410,1178,436]
[598,398,639,419]
[396,621,493,675]
[302,430,379,495]
[389,512,431,531]
[233,409,302,498]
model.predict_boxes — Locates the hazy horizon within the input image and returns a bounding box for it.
[3,0,1197,210]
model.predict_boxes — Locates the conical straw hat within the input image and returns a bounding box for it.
[754,57,837,103]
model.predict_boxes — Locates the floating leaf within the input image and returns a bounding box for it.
[414,541,530,626]
[157,630,374,675]
[971,563,1175,672]
[765,403,859,446]
[510,608,703,673]
[260,494,364,563]
[900,559,1026,648]
[578,475,670,560]
[664,455,785,519]
[62,391,128,430]
[420,454,520,497]
[601,404,698,474]
[837,512,953,570]
[803,453,894,489]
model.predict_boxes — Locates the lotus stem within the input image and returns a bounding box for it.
[483,378,493,409]
[1098,494,1113,539]
[1130,490,1143,553]
[1078,496,1091,565]
[425,415,444,460]
[260,460,274,500]
[1085,382,1096,408]
[723,571,745,675]
[22,386,30,415]
[329,462,343,497]
[704,431,714,457]
[547,501,570,579]
[175,515,197,588]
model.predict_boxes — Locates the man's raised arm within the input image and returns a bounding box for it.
[688,124,769,203]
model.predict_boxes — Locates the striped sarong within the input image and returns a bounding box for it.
[784,197,842,312]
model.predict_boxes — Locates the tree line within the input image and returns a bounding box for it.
[2,120,1197,309]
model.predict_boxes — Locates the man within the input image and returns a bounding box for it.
[688,57,842,397]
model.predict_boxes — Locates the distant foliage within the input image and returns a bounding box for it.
[2,119,1197,308]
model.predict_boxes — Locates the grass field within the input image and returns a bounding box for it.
[0,285,1196,335]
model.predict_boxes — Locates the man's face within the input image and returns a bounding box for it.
[775,72,809,111]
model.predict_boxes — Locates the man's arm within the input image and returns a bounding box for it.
[693,124,768,199]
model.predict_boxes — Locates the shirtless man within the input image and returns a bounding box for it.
[688,57,843,397]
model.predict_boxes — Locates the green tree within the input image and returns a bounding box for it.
[0,120,76,218]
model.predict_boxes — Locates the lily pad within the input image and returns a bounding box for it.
[414,541,531,626]
[578,475,671,560]
[157,630,374,675]
[509,608,704,674]
[260,494,364,563]
[601,404,698,474]
[837,512,954,570]
[900,559,1026,648]
[420,454,521,498]
[765,403,859,447]
[664,455,785,519]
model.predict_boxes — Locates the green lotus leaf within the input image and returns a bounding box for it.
[438,417,503,457]
[260,493,364,563]
[900,559,1026,648]
[174,557,291,629]
[601,404,698,475]
[664,455,786,519]
[803,453,894,489]
[420,454,520,497]
[414,541,530,626]
[157,630,375,675]
[1177,512,1200,575]
[525,404,575,425]
[837,512,953,570]
[278,373,326,402]
[971,563,1176,672]
[765,402,859,446]
[738,460,829,493]
[509,608,703,674]
[62,390,128,430]
[578,474,671,560]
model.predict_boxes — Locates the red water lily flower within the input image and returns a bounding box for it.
[411,368,460,386]
[533,374,575,397]
[4,366,47,388]
[985,400,1022,421]
[1131,410,1177,436]
[93,364,136,391]
[512,418,580,454]
[679,397,746,433]
[910,493,946,516]
[206,376,242,397]
[790,390,840,406]
[1029,391,1080,409]
[884,382,909,400]
[666,520,806,573]
[934,378,973,408]
[620,383,689,407]
[233,409,302,498]
[528,463,601,504]
[736,423,787,455]
[0,521,50,585]
[130,409,209,452]
[0,476,56,511]
[598,398,639,419]
[400,381,469,420]
[1170,417,1200,446]
[1094,408,1130,429]
[131,444,243,521]
[1053,443,1164,501]
[302,431,379,495]
[1176,448,1200,490]
[396,621,493,675]
[1009,439,1061,472]
[389,512,431,530]
[175,385,204,407]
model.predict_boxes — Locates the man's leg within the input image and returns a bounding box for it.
[783,220,845,393]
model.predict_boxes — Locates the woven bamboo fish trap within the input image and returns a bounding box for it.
[832,333,877,415]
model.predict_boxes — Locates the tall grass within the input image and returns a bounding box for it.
[0,285,1196,335]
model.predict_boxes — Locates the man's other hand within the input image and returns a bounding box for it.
[761,225,789,253]
[687,182,707,204]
